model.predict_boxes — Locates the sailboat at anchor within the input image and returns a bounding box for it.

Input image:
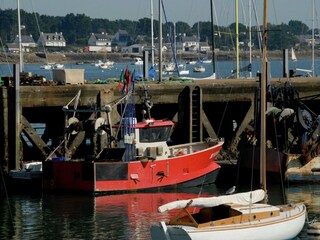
[193,22,205,73]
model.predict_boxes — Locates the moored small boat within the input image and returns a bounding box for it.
[193,64,205,73]
[151,190,306,240]
[132,57,143,66]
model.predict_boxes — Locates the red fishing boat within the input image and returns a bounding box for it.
[42,81,223,194]
[42,120,223,193]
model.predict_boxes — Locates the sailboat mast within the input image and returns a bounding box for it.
[312,0,315,77]
[249,0,252,78]
[197,22,200,62]
[158,0,163,82]
[174,22,177,62]
[151,0,155,67]
[236,0,239,79]
[260,0,267,191]
[17,0,23,72]
[210,0,216,78]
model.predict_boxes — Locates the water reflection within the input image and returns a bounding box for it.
[0,184,319,240]
[286,184,320,220]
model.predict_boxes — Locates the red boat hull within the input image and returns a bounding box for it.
[42,142,223,193]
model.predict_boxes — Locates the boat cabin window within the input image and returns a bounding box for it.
[139,126,171,142]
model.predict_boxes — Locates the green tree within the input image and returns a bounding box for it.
[61,13,92,45]
[288,20,309,35]
[0,8,311,51]
[267,23,299,50]
[176,21,193,36]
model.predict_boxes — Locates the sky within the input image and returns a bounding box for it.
[0,0,319,29]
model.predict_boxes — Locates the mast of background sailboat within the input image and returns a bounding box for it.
[174,23,177,63]
[161,2,180,77]
[312,0,315,77]
[151,0,155,67]
[260,0,267,192]
[235,0,239,79]
[158,0,163,82]
[17,0,23,72]
[197,22,200,62]
[210,0,216,78]
[249,0,252,78]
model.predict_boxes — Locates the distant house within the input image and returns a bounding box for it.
[87,32,112,52]
[6,43,19,53]
[177,35,198,52]
[297,35,320,46]
[7,34,36,52]
[113,30,132,47]
[121,44,144,54]
[200,42,211,53]
[37,32,66,47]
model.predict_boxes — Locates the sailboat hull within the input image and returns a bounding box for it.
[151,203,306,240]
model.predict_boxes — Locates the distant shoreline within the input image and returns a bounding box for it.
[0,50,318,64]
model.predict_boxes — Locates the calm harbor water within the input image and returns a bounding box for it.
[0,58,319,81]
[0,183,319,240]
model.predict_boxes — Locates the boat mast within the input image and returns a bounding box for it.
[312,0,315,77]
[210,0,216,78]
[174,22,177,62]
[260,0,267,192]
[197,22,200,62]
[17,0,23,72]
[235,0,239,79]
[249,0,252,78]
[151,0,155,67]
[158,0,163,82]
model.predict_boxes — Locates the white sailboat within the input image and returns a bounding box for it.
[291,47,297,62]
[150,1,306,239]
[291,47,313,77]
[193,22,205,73]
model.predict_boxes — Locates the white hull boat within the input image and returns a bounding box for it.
[40,64,52,70]
[202,59,212,64]
[52,63,64,69]
[193,65,205,73]
[151,190,306,240]
[99,60,114,69]
[132,57,143,65]
[179,69,189,75]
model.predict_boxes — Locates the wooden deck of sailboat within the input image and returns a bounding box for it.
[168,202,304,228]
